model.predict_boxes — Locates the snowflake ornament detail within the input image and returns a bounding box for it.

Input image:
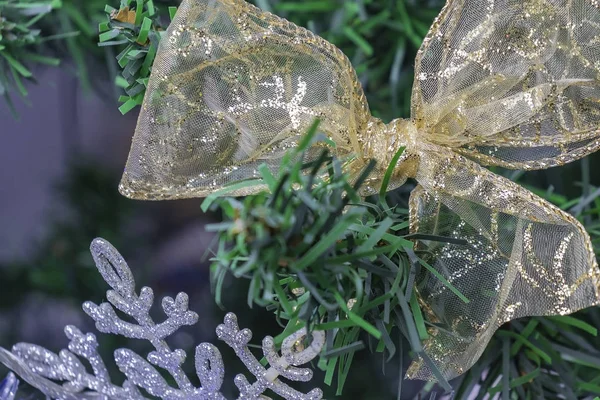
[0,238,325,400]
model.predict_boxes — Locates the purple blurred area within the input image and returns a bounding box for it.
[0,66,220,342]
[0,66,220,277]
[0,67,133,261]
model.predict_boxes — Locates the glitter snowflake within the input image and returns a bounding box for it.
[0,238,324,400]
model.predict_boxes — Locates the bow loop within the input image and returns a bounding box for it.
[413,0,600,170]
[119,0,372,200]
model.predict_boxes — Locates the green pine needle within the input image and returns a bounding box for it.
[205,121,475,394]
[0,0,63,112]
[99,0,174,114]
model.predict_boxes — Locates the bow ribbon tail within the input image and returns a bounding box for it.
[404,144,600,380]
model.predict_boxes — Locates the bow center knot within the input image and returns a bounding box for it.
[363,117,419,182]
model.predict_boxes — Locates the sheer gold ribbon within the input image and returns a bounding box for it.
[119,0,600,381]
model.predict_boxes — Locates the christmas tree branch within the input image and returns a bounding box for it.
[99,0,175,114]
[0,0,64,114]
[203,121,467,394]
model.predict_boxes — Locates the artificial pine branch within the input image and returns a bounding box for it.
[0,0,64,114]
[203,121,600,398]
[99,0,175,114]
[203,121,468,394]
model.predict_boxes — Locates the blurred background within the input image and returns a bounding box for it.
[1,0,600,399]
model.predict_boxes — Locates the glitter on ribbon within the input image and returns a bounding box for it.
[119,0,600,380]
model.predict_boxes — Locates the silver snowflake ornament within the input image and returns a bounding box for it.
[0,238,324,400]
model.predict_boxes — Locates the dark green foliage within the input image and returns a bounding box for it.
[35,0,112,92]
[0,0,64,113]
[42,0,178,93]
[0,0,180,113]
[204,119,600,397]
[98,0,173,114]
[204,121,472,394]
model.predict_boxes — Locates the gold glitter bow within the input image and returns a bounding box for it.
[119,0,600,381]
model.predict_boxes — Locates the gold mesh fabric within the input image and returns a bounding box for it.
[407,144,599,379]
[119,0,376,200]
[413,0,600,169]
[120,0,600,382]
